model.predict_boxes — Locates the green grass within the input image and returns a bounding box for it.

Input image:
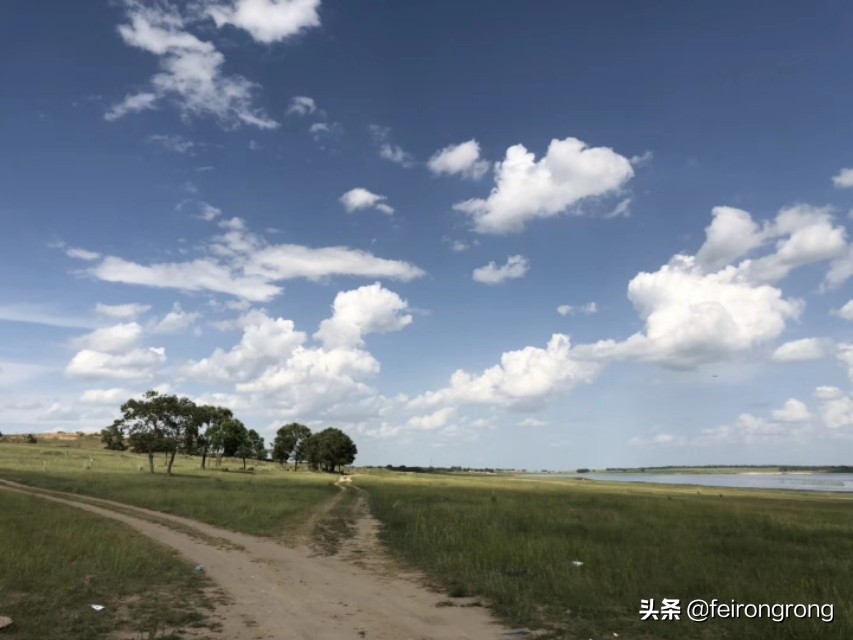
[0,490,216,640]
[358,472,853,640]
[0,441,340,537]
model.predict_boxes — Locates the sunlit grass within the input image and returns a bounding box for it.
[0,490,216,640]
[0,440,339,537]
[359,472,853,640]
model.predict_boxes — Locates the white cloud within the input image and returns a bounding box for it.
[832,168,853,189]
[427,140,489,179]
[771,398,811,423]
[557,302,597,316]
[151,303,199,334]
[148,133,194,154]
[838,343,853,384]
[66,247,101,261]
[410,334,602,410]
[582,254,804,369]
[80,388,130,405]
[71,322,144,354]
[771,338,830,362]
[107,3,278,129]
[314,283,412,348]
[379,144,415,167]
[66,347,166,380]
[104,92,158,121]
[197,202,222,221]
[472,255,530,285]
[95,303,152,319]
[286,95,316,116]
[339,188,394,214]
[518,417,548,428]
[695,206,766,273]
[833,300,853,321]
[90,256,282,302]
[454,136,634,234]
[815,386,853,429]
[604,197,632,219]
[825,247,853,290]
[407,407,456,431]
[369,125,415,167]
[207,0,321,44]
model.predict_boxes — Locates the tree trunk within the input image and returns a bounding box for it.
[201,447,207,470]
[242,457,246,470]
[167,450,177,475]
[147,452,155,473]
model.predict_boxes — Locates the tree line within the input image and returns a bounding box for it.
[100,390,357,475]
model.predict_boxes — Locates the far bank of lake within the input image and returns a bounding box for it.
[541,472,853,493]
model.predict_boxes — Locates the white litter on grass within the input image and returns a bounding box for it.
[194,565,205,573]
[570,560,584,567]
[90,604,105,612]
[0,616,13,630]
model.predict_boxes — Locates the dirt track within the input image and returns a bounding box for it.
[0,478,516,640]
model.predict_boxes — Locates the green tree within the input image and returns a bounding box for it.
[313,427,358,473]
[100,420,127,451]
[195,405,233,469]
[122,393,168,473]
[247,429,266,461]
[272,423,312,469]
[219,418,249,458]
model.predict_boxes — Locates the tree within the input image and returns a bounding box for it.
[194,405,233,469]
[272,423,309,468]
[247,429,266,461]
[100,420,127,451]
[219,418,249,458]
[117,390,199,475]
[303,428,357,473]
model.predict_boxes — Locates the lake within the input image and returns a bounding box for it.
[559,472,853,493]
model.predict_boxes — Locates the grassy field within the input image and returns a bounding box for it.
[0,489,216,640]
[359,472,853,640]
[3,438,852,639]
[0,438,339,537]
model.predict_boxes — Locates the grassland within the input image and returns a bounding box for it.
[3,438,852,639]
[0,438,339,537]
[0,489,216,640]
[359,472,853,640]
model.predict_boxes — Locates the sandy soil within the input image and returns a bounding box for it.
[0,478,518,640]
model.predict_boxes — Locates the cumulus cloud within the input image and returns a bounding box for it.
[518,417,548,428]
[407,407,456,431]
[427,140,489,179]
[580,254,804,369]
[695,206,766,273]
[71,322,144,354]
[181,305,392,420]
[833,300,853,321]
[838,343,853,384]
[314,283,412,349]
[339,188,394,214]
[95,303,152,319]
[66,347,166,380]
[557,302,597,316]
[106,2,280,128]
[472,255,530,285]
[771,398,812,423]
[815,386,853,429]
[832,168,853,189]
[410,334,602,410]
[80,388,130,405]
[286,95,317,116]
[771,338,830,362]
[207,0,320,44]
[151,303,199,333]
[454,136,634,234]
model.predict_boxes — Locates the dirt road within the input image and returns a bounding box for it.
[0,478,517,640]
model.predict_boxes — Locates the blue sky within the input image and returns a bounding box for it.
[2,0,853,469]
